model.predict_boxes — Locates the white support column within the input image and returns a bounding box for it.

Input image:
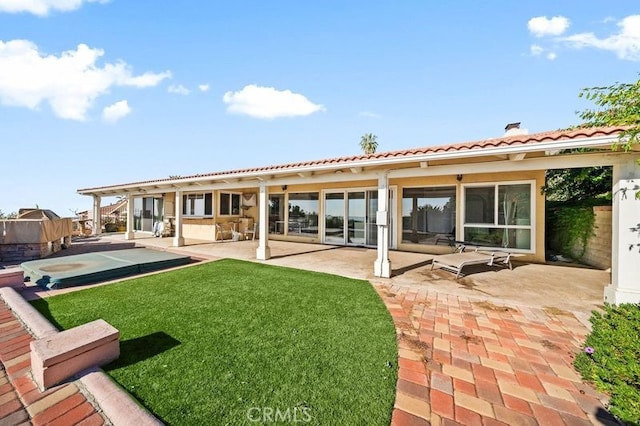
[125,194,135,240]
[92,195,101,236]
[173,191,185,247]
[604,156,640,304]
[374,172,391,278]
[256,182,271,260]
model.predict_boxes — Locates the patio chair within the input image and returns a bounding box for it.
[244,223,258,240]
[430,245,512,279]
[215,223,234,242]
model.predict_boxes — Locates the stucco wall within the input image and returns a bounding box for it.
[574,206,611,270]
[167,169,547,263]
[392,170,546,263]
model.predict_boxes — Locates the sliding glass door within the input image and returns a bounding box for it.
[324,193,345,244]
[133,196,163,232]
[324,189,393,247]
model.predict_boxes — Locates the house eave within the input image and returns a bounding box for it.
[77,133,621,197]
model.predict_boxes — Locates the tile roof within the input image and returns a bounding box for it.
[78,126,624,192]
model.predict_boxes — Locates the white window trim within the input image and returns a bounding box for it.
[183,193,213,218]
[218,191,242,217]
[461,180,535,254]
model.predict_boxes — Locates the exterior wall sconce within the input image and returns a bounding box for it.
[281,185,288,191]
[456,174,463,182]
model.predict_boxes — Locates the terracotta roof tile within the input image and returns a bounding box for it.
[78,126,624,192]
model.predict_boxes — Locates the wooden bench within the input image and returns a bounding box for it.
[30,319,119,390]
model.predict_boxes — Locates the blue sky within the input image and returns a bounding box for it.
[1,1,639,216]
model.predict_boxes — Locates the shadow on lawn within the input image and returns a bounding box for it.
[105,332,181,370]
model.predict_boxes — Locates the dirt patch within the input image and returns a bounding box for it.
[541,339,561,350]
[473,301,516,312]
[460,332,482,345]
[543,306,575,318]
[403,337,430,353]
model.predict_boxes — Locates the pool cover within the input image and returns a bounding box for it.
[21,248,192,289]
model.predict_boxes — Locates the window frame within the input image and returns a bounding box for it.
[182,193,213,217]
[461,180,535,253]
[218,191,242,216]
[401,184,457,246]
[287,191,320,237]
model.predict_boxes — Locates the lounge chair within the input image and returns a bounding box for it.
[430,245,513,279]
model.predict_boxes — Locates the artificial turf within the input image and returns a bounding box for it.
[31,259,398,425]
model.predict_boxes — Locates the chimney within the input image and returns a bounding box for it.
[504,122,528,137]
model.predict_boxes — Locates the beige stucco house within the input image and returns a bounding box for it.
[78,125,640,304]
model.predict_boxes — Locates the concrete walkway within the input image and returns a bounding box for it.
[8,234,618,424]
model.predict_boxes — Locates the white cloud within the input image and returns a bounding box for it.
[546,52,557,60]
[0,0,108,16]
[358,111,381,119]
[562,15,640,61]
[123,71,171,88]
[0,39,171,120]
[168,84,190,95]
[530,44,544,56]
[528,16,570,37]
[198,83,210,92]
[222,84,325,119]
[102,100,130,122]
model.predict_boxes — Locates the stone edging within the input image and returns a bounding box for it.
[0,287,163,426]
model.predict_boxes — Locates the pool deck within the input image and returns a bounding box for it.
[0,234,618,424]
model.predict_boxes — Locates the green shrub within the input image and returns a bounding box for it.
[574,304,640,425]
[547,206,596,259]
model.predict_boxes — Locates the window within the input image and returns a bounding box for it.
[269,194,285,234]
[288,192,319,237]
[219,192,240,216]
[463,182,532,250]
[182,193,212,217]
[402,186,456,245]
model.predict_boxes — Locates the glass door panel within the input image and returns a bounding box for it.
[366,190,378,246]
[141,198,154,232]
[348,192,365,245]
[133,197,143,231]
[324,193,345,244]
[153,198,163,226]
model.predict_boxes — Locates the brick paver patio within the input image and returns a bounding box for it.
[376,284,616,426]
[0,300,106,425]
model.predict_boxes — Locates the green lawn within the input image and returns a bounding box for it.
[32,259,398,425]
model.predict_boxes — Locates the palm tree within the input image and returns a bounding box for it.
[360,133,378,154]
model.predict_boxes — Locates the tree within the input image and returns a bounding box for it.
[359,133,378,154]
[545,75,640,203]
[578,75,640,150]
[0,210,17,219]
[545,166,612,203]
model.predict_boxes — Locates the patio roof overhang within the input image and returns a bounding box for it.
[77,127,630,197]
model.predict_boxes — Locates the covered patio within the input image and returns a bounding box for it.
[77,126,640,305]
[56,234,609,320]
